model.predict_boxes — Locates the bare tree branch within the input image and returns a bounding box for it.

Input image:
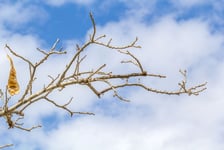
[0,13,206,136]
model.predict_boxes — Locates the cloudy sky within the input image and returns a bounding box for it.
[1,0,224,149]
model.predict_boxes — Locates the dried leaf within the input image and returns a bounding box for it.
[7,54,20,96]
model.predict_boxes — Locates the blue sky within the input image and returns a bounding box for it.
[1,0,224,150]
[3,1,224,42]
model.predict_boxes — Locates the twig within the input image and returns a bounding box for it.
[119,50,145,73]
[87,64,106,80]
[15,124,42,131]
[5,44,34,67]
[103,80,130,102]
[89,12,96,41]
[86,83,101,98]
[0,144,13,149]
[44,97,94,116]
[94,37,141,49]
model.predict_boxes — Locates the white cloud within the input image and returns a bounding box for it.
[0,1,47,29]
[98,0,157,19]
[41,116,186,150]
[119,0,157,18]
[169,0,223,8]
[43,0,94,6]
[170,0,209,7]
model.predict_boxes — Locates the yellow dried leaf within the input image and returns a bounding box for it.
[7,54,20,96]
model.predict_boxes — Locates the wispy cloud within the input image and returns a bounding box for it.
[43,0,95,6]
[170,0,211,7]
[0,1,47,30]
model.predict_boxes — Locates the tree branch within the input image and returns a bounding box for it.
[0,13,206,133]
